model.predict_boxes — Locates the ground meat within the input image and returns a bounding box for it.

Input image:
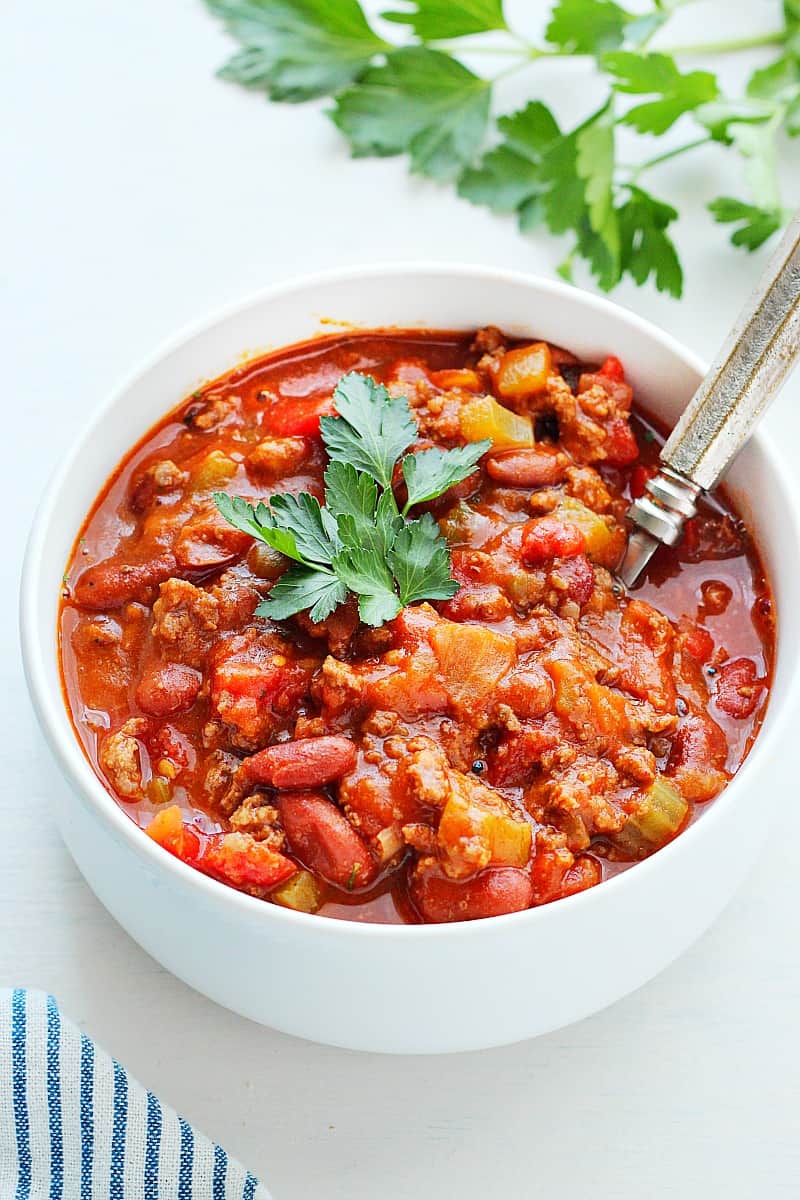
[471,325,505,355]
[564,465,613,512]
[209,629,315,750]
[183,394,240,431]
[406,385,476,444]
[210,570,261,628]
[129,460,187,513]
[152,578,220,668]
[245,437,310,480]
[228,795,285,848]
[99,718,149,799]
[203,749,245,814]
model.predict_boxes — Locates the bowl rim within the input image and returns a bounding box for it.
[20,260,799,940]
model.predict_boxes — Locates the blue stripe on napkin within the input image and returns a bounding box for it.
[80,1034,95,1199]
[0,990,270,1199]
[46,994,64,1199]
[11,989,31,1199]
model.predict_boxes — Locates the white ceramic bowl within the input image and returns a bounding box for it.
[21,265,800,1054]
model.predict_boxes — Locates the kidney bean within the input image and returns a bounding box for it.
[135,662,202,717]
[175,506,252,570]
[555,554,595,605]
[486,447,567,488]
[279,792,377,890]
[73,553,177,610]
[410,867,533,923]
[245,736,358,789]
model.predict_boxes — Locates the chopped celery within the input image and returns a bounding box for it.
[614,776,688,858]
[147,776,171,806]
[271,869,323,913]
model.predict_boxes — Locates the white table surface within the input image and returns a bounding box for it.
[3,2,800,1196]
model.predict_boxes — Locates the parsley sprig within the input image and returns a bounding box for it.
[214,371,489,626]
[203,0,799,296]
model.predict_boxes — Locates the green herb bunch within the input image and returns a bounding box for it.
[215,371,489,626]
[202,0,799,298]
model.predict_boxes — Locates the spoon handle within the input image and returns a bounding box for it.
[662,210,800,490]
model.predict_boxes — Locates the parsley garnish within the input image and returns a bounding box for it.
[203,0,798,295]
[214,371,489,626]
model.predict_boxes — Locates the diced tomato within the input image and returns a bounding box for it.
[629,464,656,500]
[489,724,561,787]
[598,355,625,382]
[715,657,764,719]
[264,394,336,438]
[410,866,533,922]
[681,519,700,554]
[679,621,714,664]
[198,832,296,895]
[521,516,586,565]
[604,418,639,467]
[279,792,377,890]
[245,736,358,789]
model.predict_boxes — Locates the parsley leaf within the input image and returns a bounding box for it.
[708,197,783,250]
[576,104,619,274]
[205,0,387,102]
[619,186,683,296]
[546,0,630,55]
[258,564,348,623]
[381,0,508,40]
[458,101,563,218]
[214,492,307,562]
[604,52,719,134]
[269,492,341,562]
[332,548,402,625]
[321,371,417,488]
[331,48,491,179]
[216,371,497,625]
[390,514,459,605]
[402,442,489,510]
[324,460,378,543]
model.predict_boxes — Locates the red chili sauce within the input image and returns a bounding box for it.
[59,328,774,923]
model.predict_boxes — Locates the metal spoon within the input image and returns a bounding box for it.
[619,210,800,588]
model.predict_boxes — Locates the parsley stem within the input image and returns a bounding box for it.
[667,30,786,56]
[627,136,712,179]
[429,42,541,60]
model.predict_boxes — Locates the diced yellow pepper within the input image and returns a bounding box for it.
[555,497,623,567]
[430,619,516,709]
[271,869,323,913]
[547,659,631,741]
[431,368,483,392]
[493,342,553,398]
[459,395,534,450]
[191,450,238,492]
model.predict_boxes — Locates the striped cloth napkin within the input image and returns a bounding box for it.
[0,990,270,1199]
